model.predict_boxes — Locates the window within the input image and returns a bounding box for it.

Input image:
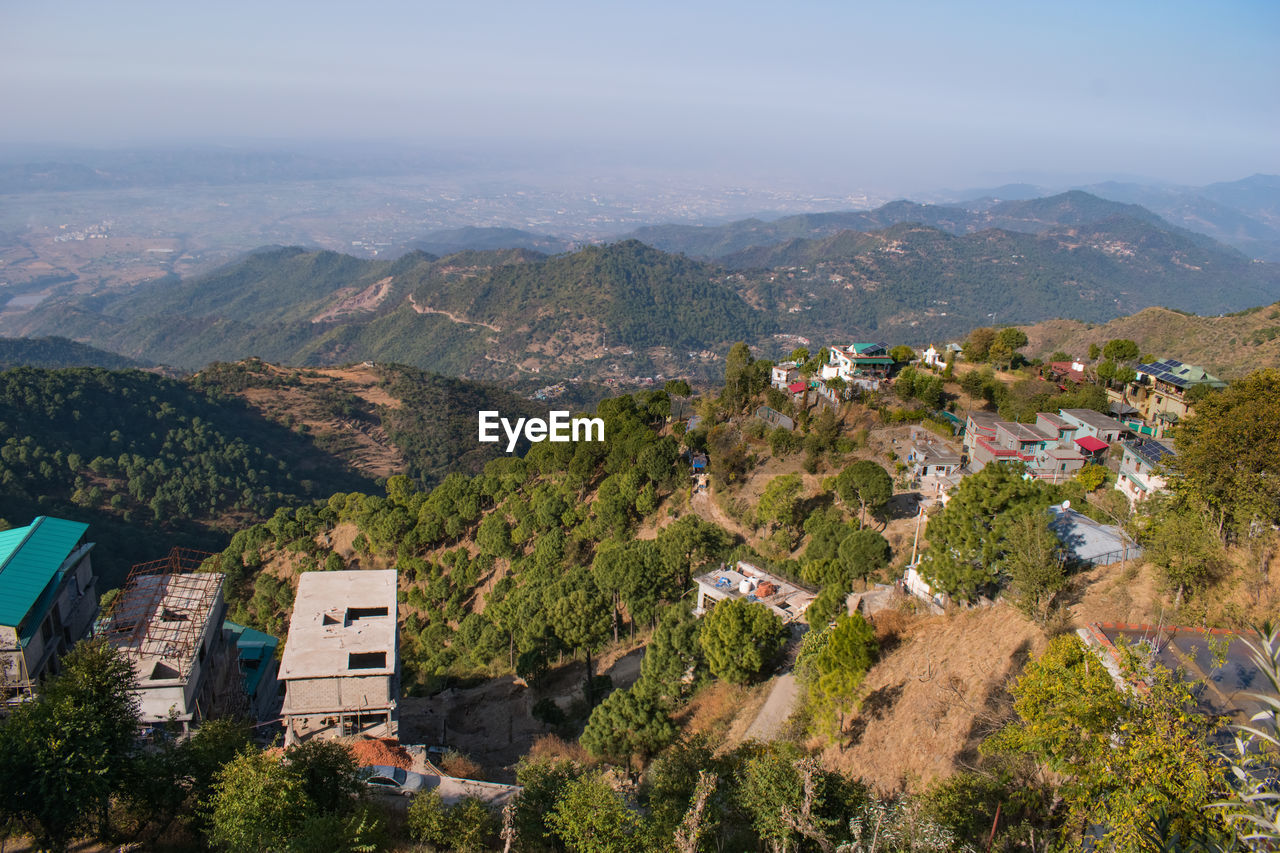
[348,652,387,670]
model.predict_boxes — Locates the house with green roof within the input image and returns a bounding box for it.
[1115,358,1228,429]
[822,342,894,390]
[0,516,98,705]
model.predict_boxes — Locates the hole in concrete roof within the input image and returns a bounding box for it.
[149,661,180,680]
[348,652,386,670]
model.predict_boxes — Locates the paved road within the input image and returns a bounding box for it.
[743,671,800,742]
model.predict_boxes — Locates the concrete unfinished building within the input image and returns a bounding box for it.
[280,569,398,745]
[99,548,245,731]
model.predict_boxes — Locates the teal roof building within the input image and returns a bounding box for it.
[0,516,99,703]
[224,620,281,722]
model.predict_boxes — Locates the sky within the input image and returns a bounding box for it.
[2,0,1277,192]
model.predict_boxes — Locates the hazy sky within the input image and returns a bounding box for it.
[3,0,1276,191]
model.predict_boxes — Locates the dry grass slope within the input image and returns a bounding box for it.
[1021,301,1280,379]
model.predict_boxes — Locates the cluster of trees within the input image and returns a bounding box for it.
[919,463,1063,608]
[962,326,1029,369]
[959,366,1110,422]
[795,612,879,736]
[988,634,1241,851]
[748,461,898,625]
[212,389,738,694]
[892,365,947,410]
[1088,337,1142,386]
[0,641,412,853]
[509,735,1064,852]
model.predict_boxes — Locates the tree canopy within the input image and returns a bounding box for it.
[835,460,893,527]
[699,599,786,684]
[988,635,1230,851]
[1168,369,1280,538]
[919,463,1051,601]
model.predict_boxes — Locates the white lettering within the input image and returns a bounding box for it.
[480,410,606,452]
[478,411,500,443]
[549,410,570,441]
[502,417,526,453]
[573,416,605,442]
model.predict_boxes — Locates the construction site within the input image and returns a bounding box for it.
[98,548,246,731]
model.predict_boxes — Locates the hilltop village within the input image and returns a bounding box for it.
[0,329,1277,853]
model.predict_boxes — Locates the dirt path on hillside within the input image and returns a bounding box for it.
[407,295,503,332]
[690,487,753,541]
[744,671,799,742]
[311,276,394,322]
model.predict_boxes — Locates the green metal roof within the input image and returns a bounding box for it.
[224,620,279,698]
[0,517,90,631]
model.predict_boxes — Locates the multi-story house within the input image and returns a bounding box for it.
[0,517,98,706]
[1111,359,1227,429]
[280,570,398,745]
[1115,438,1177,505]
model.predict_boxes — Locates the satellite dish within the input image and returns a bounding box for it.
[1062,499,1071,509]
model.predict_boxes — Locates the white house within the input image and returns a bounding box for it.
[770,362,801,390]
[1115,438,1176,505]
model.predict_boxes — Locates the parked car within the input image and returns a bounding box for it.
[359,765,431,797]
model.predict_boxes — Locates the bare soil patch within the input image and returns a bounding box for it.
[311,276,394,322]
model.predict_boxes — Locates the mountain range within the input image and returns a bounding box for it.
[933,174,1280,262]
[3,191,1278,383]
[397,177,1280,264]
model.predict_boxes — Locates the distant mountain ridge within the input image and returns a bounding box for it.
[621,191,1189,260]
[4,190,1279,378]
[2,241,772,381]
[935,175,1280,261]
[402,226,573,257]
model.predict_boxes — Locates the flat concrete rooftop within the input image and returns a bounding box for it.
[280,570,397,680]
[695,562,816,623]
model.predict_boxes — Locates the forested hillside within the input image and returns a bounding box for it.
[0,366,371,585]
[738,217,1280,342]
[0,361,549,586]
[0,336,143,369]
[625,190,1188,259]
